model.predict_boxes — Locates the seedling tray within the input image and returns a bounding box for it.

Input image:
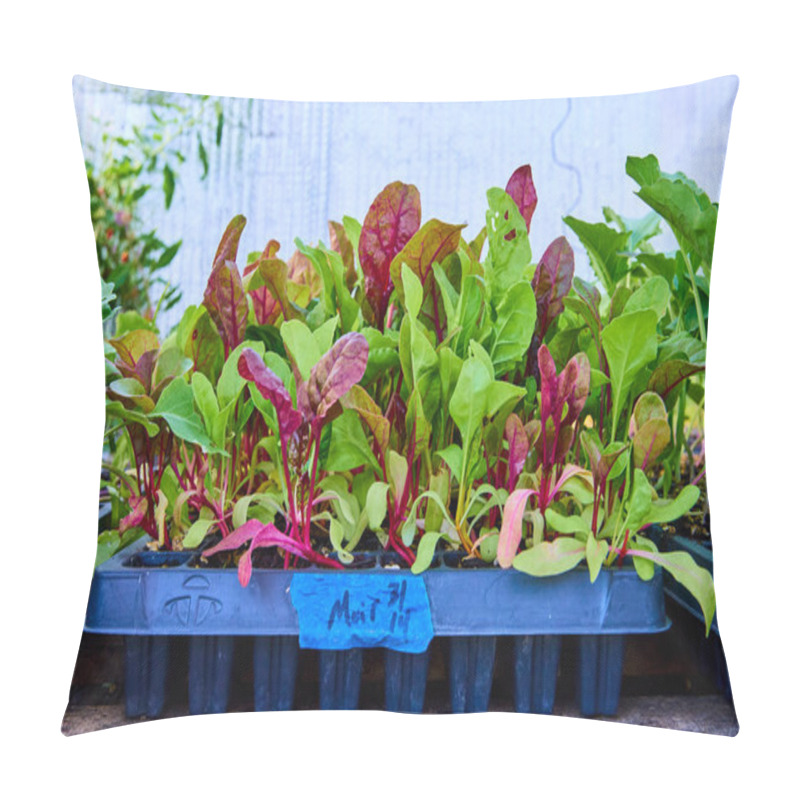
[85,537,669,717]
[648,529,731,699]
[86,538,669,637]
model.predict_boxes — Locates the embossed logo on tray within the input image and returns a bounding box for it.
[163,575,223,626]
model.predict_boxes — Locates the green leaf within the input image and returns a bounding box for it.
[215,102,224,146]
[489,280,537,374]
[183,518,216,549]
[435,444,463,479]
[486,379,525,419]
[365,482,389,531]
[105,400,159,437]
[512,538,586,577]
[150,379,222,453]
[361,327,399,385]
[626,155,718,269]
[631,535,657,580]
[163,164,175,209]
[217,341,266,409]
[586,533,609,582]
[323,409,381,474]
[197,134,209,179]
[544,509,590,538]
[411,532,446,574]
[191,372,220,433]
[95,528,142,566]
[387,450,408,501]
[629,547,716,635]
[342,216,362,274]
[622,468,655,536]
[624,276,671,320]
[602,310,658,440]
[641,484,700,526]
[329,518,354,564]
[484,188,531,301]
[401,263,424,319]
[281,319,321,382]
[156,240,182,268]
[449,356,492,455]
[563,216,629,294]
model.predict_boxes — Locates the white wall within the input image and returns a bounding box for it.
[73,75,738,331]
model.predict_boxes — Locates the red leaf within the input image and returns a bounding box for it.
[533,237,575,339]
[537,346,590,466]
[358,182,421,328]
[505,413,529,490]
[306,332,370,422]
[212,215,247,271]
[505,166,537,232]
[243,239,281,277]
[203,518,263,555]
[120,495,148,534]
[390,219,466,293]
[498,489,537,568]
[648,360,705,399]
[203,520,343,586]
[329,221,356,286]
[239,348,303,438]
[203,260,247,353]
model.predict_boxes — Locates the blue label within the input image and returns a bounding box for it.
[290,573,433,653]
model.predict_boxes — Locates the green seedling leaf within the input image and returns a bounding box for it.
[105,400,160,437]
[586,532,609,582]
[217,340,266,408]
[365,482,389,531]
[324,409,381,474]
[544,508,590,538]
[602,309,658,440]
[387,450,409,501]
[641,484,700,526]
[512,538,586,577]
[281,319,322,381]
[411,532,446,575]
[360,327,400,385]
[563,216,629,295]
[490,280,537,374]
[625,276,671,319]
[150,379,221,453]
[401,263,424,319]
[183,518,217,549]
[628,547,716,634]
[328,518,354,565]
[630,534,657,580]
[626,155,718,269]
[485,188,531,300]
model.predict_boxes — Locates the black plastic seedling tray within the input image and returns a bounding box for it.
[649,530,731,700]
[85,537,669,717]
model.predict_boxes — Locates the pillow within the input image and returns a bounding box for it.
[63,74,738,735]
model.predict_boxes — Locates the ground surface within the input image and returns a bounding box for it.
[61,693,738,736]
